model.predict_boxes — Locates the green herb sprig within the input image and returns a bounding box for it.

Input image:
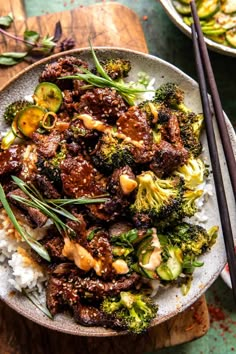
[0,184,50,261]
[0,14,75,66]
[23,289,53,319]
[10,176,108,235]
[60,41,153,105]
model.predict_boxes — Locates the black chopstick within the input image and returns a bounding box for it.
[190,0,236,199]
[190,1,236,303]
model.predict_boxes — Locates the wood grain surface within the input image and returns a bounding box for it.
[0,1,210,352]
[0,296,209,353]
[0,0,147,88]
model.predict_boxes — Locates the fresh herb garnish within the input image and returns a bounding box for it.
[0,15,75,66]
[61,41,153,105]
[23,289,53,319]
[10,176,108,236]
[0,184,50,261]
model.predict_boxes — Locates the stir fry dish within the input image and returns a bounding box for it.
[173,0,236,48]
[0,48,218,334]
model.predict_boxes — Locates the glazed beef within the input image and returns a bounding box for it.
[116,106,153,164]
[150,140,188,177]
[32,131,61,158]
[41,230,66,260]
[77,87,128,124]
[39,56,88,90]
[60,155,106,198]
[46,276,65,315]
[107,165,136,197]
[7,189,48,227]
[88,230,114,280]
[0,145,23,177]
[34,174,61,199]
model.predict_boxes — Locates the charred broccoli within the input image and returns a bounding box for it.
[36,145,67,188]
[101,58,131,80]
[3,100,31,125]
[177,111,204,157]
[154,189,203,231]
[168,222,218,256]
[154,83,189,113]
[101,291,157,334]
[131,171,183,223]
[92,133,135,173]
[138,100,162,125]
[174,157,207,189]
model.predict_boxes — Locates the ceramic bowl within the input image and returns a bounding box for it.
[159,0,236,57]
[0,47,235,336]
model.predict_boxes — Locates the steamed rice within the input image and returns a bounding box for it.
[0,209,48,293]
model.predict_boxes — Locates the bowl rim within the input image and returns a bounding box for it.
[159,0,236,57]
[0,46,235,336]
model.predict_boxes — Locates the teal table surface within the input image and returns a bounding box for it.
[24,1,236,353]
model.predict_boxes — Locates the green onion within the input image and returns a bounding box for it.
[47,196,108,206]
[60,41,154,105]
[11,176,108,236]
[0,184,51,262]
[23,289,53,319]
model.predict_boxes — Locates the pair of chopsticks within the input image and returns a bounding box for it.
[190,0,236,302]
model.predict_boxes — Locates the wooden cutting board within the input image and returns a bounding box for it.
[0,1,210,352]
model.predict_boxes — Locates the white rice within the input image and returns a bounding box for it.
[8,248,46,292]
[0,209,48,293]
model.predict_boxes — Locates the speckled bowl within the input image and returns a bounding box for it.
[159,0,236,57]
[0,48,235,336]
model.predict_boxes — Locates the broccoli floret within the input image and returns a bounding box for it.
[153,188,203,231]
[131,171,183,223]
[3,100,31,125]
[154,83,189,113]
[101,291,157,334]
[168,222,218,256]
[101,58,131,80]
[174,157,207,190]
[138,100,162,125]
[36,145,67,188]
[177,111,204,157]
[181,189,203,217]
[92,134,135,173]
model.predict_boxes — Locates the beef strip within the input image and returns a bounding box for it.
[34,174,61,199]
[0,145,23,177]
[73,272,140,300]
[46,276,65,315]
[72,302,124,329]
[107,166,136,197]
[150,140,189,177]
[40,229,66,260]
[66,213,88,245]
[39,56,89,91]
[116,106,154,164]
[77,87,128,124]
[60,155,106,198]
[32,131,61,158]
[88,230,114,280]
[7,189,48,227]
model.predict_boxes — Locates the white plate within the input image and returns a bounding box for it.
[159,0,236,57]
[0,47,235,336]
